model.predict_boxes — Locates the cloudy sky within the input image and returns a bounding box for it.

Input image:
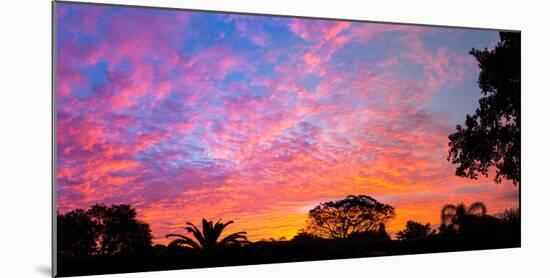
[55,2,518,243]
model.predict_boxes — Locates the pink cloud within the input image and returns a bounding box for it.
[289,19,350,41]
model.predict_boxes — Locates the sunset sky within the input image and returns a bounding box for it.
[55,2,519,244]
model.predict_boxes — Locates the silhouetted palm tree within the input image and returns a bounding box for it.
[166,218,249,251]
[440,201,487,233]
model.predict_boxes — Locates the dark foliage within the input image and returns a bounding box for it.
[57,229,519,277]
[494,207,521,242]
[166,218,249,252]
[291,230,323,242]
[497,207,520,224]
[349,223,391,240]
[88,204,153,256]
[396,220,434,241]
[440,201,488,234]
[439,201,503,239]
[57,209,97,258]
[306,195,395,239]
[55,201,519,277]
[57,204,153,258]
[448,32,520,185]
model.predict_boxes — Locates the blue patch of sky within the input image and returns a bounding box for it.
[180,14,231,53]
[135,131,218,171]
[143,55,167,68]
[179,13,261,56]
[400,60,430,80]
[257,63,276,77]
[301,74,321,92]
[185,129,224,165]
[263,19,302,49]
[113,57,134,76]
[302,115,325,132]
[333,41,384,66]
[129,91,194,125]
[421,30,497,127]
[222,72,246,87]
[428,72,481,127]
[58,3,96,32]
[83,60,108,86]
[72,60,109,98]
[127,125,139,135]
[120,101,158,133]
[330,37,397,75]
[421,29,499,55]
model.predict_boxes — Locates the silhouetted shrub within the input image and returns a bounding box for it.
[291,231,323,242]
[396,221,434,240]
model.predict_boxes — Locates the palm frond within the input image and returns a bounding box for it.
[441,204,457,225]
[219,231,249,246]
[165,233,185,238]
[211,219,233,242]
[221,220,234,230]
[204,218,224,245]
[467,201,487,216]
[167,218,248,251]
[166,234,201,249]
[185,221,206,247]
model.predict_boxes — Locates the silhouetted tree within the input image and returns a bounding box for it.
[166,218,249,252]
[88,204,153,256]
[57,209,97,258]
[440,201,487,234]
[57,204,153,258]
[396,220,434,240]
[448,32,520,185]
[306,195,395,239]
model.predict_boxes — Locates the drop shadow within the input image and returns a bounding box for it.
[35,265,51,277]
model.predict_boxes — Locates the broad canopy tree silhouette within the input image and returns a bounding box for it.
[166,218,249,252]
[306,195,395,239]
[57,204,153,258]
[448,32,520,185]
[88,204,153,256]
[57,208,98,258]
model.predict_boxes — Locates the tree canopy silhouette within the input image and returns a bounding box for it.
[57,209,97,258]
[448,32,520,185]
[306,195,395,239]
[396,220,434,240]
[166,218,249,252]
[57,204,153,258]
[88,204,153,256]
